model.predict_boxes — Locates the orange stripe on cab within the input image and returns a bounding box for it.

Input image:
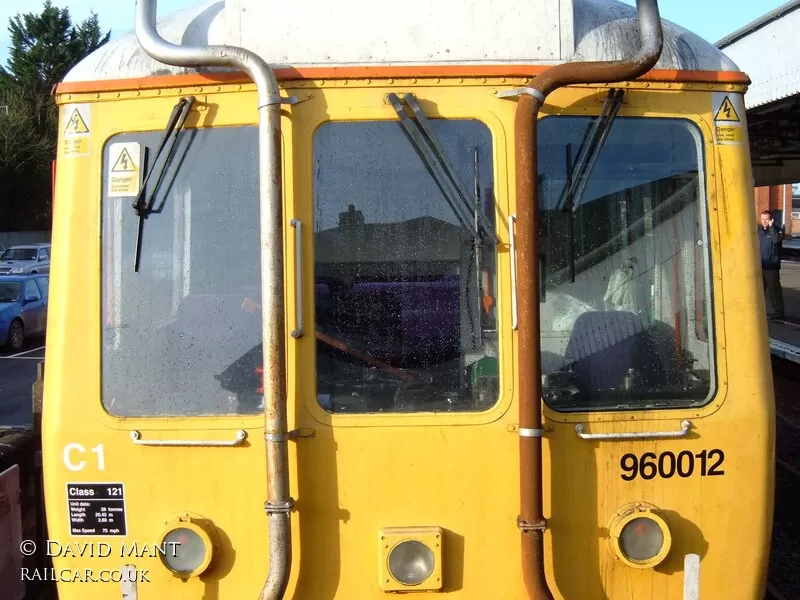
[55,65,750,95]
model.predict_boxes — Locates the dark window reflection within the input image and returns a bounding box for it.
[313,120,499,413]
[537,117,714,412]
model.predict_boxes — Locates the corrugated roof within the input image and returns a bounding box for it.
[716,0,800,48]
[717,2,800,108]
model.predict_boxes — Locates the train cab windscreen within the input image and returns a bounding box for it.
[311,118,499,414]
[100,115,500,417]
[536,116,715,412]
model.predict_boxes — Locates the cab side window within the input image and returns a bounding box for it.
[537,116,713,412]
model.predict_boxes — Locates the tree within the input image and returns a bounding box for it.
[0,87,50,172]
[0,1,109,230]
[0,88,53,228]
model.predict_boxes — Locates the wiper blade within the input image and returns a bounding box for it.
[558,88,624,214]
[132,95,195,272]
[387,93,498,246]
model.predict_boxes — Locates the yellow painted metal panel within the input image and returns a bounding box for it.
[41,79,772,599]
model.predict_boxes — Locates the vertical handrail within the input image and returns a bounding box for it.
[509,214,518,330]
[290,219,303,338]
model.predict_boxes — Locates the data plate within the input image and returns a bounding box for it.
[66,483,127,536]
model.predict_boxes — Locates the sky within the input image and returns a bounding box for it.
[0,0,792,68]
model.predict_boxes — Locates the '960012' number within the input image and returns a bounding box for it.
[620,450,724,480]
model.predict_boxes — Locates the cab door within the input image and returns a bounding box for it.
[283,82,524,599]
[535,90,773,599]
[42,90,295,599]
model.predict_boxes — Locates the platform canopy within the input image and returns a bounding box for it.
[718,1,800,186]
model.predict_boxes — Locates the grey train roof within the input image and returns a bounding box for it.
[63,0,740,83]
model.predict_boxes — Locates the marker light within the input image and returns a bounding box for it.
[159,516,214,578]
[620,517,664,561]
[608,503,672,569]
[379,526,443,592]
[388,540,435,585]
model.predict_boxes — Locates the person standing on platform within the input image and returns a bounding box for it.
[758,209,785,320]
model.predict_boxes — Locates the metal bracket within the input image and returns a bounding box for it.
[517,516,547,532]
[264,94,304,107]
[518,428,544,438]
[265,428,316,442]
[280,92,315,106]
[265,499,295,515]
[495,87,545,102]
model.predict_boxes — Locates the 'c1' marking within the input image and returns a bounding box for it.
[63,443,106,472]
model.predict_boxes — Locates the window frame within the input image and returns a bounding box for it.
[293,96,514,429]
[308,116,501,416]
[97,124,273,419]
[535,113,719,420]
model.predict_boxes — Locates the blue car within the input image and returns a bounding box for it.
[0,274,49,351]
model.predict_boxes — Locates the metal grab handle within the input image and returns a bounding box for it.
[575,420,691,440]
[508,215,518,330]
[290,218,303,338]
[130,430,247,447]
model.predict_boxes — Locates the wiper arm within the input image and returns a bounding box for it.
[387,93,498,246]
[132,95,195,272]
[558,88,624,214]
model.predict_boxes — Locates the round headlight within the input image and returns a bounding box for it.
[387,540,435,586]
[608,503,671,569]
[619,517,664,561]
[159,518,214,578]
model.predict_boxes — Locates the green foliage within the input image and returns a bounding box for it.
[0,1,109,230]
[0,87,50,172]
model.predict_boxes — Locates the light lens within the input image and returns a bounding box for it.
[160,527,207,575]
[388,540,435,585]
[619,517,664,561]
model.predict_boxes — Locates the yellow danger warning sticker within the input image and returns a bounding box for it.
[63,137,88,155]
[715,125,743,145]
[61,104,91,157]
[714,96,741,123]
[64,107,90,134]
[112,148,137,173]
[712,92,745,146]
[107,142,141,197]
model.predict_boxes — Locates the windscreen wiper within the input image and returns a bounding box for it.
[132,95,195,272]
[558,88,624,214]
[556,88,623,283]
[387,93,498,246]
